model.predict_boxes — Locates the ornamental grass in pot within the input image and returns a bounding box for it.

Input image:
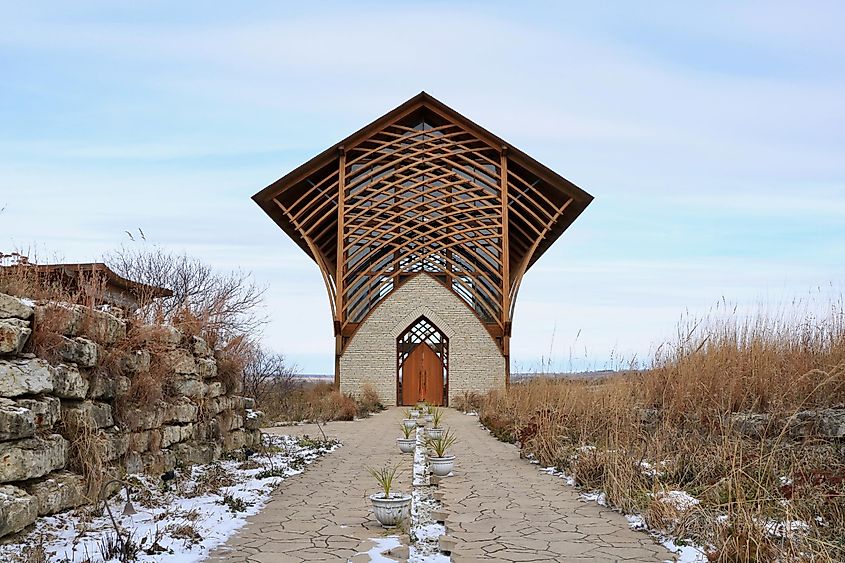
[423,404,434,424]
[402,409,416,430]
[367,464,411,527]
[425,429,457,477]
[397,423,416,454]
[426,407,445,439]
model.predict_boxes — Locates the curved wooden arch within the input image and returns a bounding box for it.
[254,93,594,380]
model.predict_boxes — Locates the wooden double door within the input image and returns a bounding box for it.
[400,343,444,406]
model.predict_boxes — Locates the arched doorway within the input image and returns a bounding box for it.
[397,316,448,406]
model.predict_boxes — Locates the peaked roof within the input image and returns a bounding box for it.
[253,92,593,270]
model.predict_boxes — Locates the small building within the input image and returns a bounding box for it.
[0,255,172,312]
[254,93,592,405]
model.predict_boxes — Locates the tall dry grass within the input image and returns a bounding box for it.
[480,295,845,561]
[259,382,384,423]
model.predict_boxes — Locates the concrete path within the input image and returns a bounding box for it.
[209,408,674,562]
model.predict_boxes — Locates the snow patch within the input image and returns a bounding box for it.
[0,434,339,562]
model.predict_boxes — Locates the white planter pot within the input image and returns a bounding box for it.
[397,438,415,453]
[430,455,455,476]
[416,417,425,427]
[423,414,434,424]
[409,409,420,418]
[427,427,445,440]
[402,419,416,430]
[370,493,412,527]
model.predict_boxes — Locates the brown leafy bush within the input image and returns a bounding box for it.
[452,390,483,413]
[356,384,384,417]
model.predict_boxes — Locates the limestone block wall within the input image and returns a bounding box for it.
[0,293,263,538]
[339,274,506,406]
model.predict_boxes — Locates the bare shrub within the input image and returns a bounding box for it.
[105,244,266,346]
[317,390,357,421]
[242,347,297,405]
[452,390,482,413]
[60,413,109,501]
[356,385,384,417]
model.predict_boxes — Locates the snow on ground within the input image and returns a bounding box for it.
[408,426,449,562]
[0,434,339,563]
[361,536,402,562]
[541,465,709,563]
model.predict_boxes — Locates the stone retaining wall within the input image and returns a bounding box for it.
[0,293,264,537]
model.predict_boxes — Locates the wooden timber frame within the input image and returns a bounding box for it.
[253,92,593,386]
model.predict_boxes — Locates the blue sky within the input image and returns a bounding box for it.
[2,1,843,374]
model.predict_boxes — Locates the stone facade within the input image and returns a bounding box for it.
[0,292,263,538]
[339,274,505,406]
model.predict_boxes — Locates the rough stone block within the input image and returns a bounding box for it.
[161,424,194,448]
[218,413,243,432]
[0,293,34,320]
[205,381,223,398]
[102,428,129,461]
[0,485,37,537]
[172,442,220,466]
[61,401,113,430]
[124,451,144,474]
[0,434,68,483]
[148,429,162,452]
[35,303,126,345]
[242,397,255,410]
[222,429,247,451]
[731,412,773,438]
[163,398,198,424]
[244,409,265,430]
[0,398,36,440]
[196,357,217,379]
[88,374,130,400]
[0,358,55,397]
[141,450,176,475]
[208,396,234,416]
[171,374,204,398]
[0,320,31,355]
[817,408,845,438]
[438,535,457,554]
[52,363,89,399]
[120,349,151,376]
[161,349,196,375]
[197,418,224,441]
[21,470,86,516]
[58,336,99,368]
[244,429,262,449]
[128,431,151,453]
[15,396,60,429]
[139,325,182,349]
[191,335,212,358]
[787,411,816,439]
[122,403,166,431]
[227,376,243,394]
[89,309,126,345]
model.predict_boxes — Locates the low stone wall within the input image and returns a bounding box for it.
[0,293,263,537]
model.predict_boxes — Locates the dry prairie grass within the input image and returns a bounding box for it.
[481,295,845,561]
[259,381,384,423]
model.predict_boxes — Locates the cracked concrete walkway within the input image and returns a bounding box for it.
[209,408,674,562]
